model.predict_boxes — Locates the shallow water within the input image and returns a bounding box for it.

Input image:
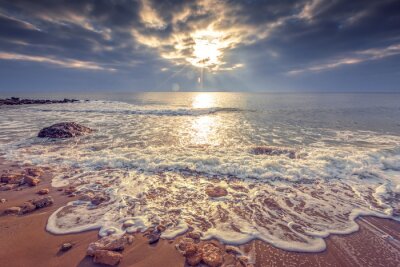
[1,92,399,252]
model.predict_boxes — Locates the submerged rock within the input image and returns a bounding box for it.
[93,250,122,266]
[38,122,93,138]
[251,146,296,159]
[205,185,228,198]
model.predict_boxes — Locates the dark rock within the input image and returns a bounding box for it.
[25,176,40,186]
[60,243,73,252]
[147,232,160,244]
[38,122,93,138]
[1,173,24,184]
[32,196,54,209]
[19,202,36,214]
[251,146,296,159]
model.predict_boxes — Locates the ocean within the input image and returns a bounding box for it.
[0,92,399,252]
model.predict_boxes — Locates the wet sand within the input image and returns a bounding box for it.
[0,158,399,267]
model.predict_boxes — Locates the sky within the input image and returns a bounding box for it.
[0,0,400,93]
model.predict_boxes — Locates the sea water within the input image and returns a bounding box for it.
[0,92,399,252]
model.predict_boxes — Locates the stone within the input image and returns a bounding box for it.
[19,202,36,214]
[0,184,18,191]
[147,232,160,244]
[25,168,43,177]
[32,196,54,209]
[122,220,135,228]
[156,224,166,233]
[1,173,24,184]
[187,252,203,266]
[25,176,40,186]
[91,194,107,205]
[60,243,73,252]
[38,122,93,138]
[177,239,198,256]
[205,185,228,198]
[187,231,202,240]
[200,243,223,267]
[0,198,6,203]
[225,245,242,255]
[37,188,49,195]
[93,250,122,266]
[64,186,76,195]
[79,192,94,201]
[87,235,130,256]
[5,206,21,214]
[251,146,296,159]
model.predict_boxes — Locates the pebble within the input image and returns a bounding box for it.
[0,198,6,203]
[147,233,160,244]
[93,250,122,266]
[37,188,50,195]
[60,243,73,252]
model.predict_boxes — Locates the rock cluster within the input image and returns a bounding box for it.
[0,167,44,191]
[251,146,296,159]
[86,235,133,266]
[4,196,54,215]
[38,122,93,138]
[0,97,79,106]
[176,238,224,267]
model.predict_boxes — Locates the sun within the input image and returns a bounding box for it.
[188,29,224,69]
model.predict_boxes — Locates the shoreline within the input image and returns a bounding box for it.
[0,157,399,266]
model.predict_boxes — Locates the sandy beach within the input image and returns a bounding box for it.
[1,157,399,267]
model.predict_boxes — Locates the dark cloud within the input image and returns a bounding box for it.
[0,0,399,92]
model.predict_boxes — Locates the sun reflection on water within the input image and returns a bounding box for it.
[192,93,215,109]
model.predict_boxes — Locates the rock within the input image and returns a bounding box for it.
[5,206,21,215]
[60,243,73,252]
[156,224,166,233]
[32,196,54,209]
[0,184,18,191]
[225,245,242,255]
[19,201,36,214]
[177,239,198,256]
[205,185,228,198]
[79,192,94,201]
[200,243,223,267]
[0,198,6,203]
[187,252,203,266]
[87,235,131,256]
[25,176,40,186]
[1,173,24,184]
[251,146,296,159]
[122,219,135,228]
[187,231,202,240]
[37,188,49,195]
[93,250,122,266]
[91,194,107,205]
[64,186,76,195]
[147,232,160,244]
[25,168,43,177]
[38,122,93,138]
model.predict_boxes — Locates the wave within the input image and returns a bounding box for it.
[35,106,245,116]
